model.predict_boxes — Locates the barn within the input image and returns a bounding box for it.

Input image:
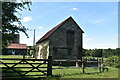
[35,16,84,60]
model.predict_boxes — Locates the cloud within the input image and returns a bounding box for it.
[83,34,92,41]
[39,32,43,34]
[22,16,32,22]
[87,38,92,41]
[37,26,43,29]
[71,8,78,11]
[94,19,103,24]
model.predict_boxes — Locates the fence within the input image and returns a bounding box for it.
[0,56,52,78]
[81,57,104,73]
[53,57,104,73]
[1,55,104,79]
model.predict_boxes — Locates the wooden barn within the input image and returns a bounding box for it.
[35,16,84,60]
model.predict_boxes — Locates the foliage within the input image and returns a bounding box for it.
[29,49,33,56]
[91,49,103,57]
[2,0,32,49]
[83,49,92,56]
[34,46,39,58]
[41,46,48,59]
[81,48,86,56]
[83,48,120,58]
[27,46,34,56]
[104,56,119,68]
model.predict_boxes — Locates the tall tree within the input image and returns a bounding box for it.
[2,0,32,49]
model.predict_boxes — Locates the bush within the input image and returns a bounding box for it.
[104,56,119,68]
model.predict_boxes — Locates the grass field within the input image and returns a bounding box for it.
[0,55,119,79]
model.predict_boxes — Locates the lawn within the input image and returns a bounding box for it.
[0,55,119,79]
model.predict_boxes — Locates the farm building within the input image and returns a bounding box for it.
[7,34,27,55]
[7,43,27,55]
[35,16,84,60]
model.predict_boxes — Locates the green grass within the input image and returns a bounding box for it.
[0,55,23,58]
[0,55,34,59]
[0,55,119,79]
[52,66,118,78]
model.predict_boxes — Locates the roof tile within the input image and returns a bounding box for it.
[7,43,27,49]
[36,17,70,43]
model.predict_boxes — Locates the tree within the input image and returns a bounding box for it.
[91,49,103,57]
[84,48,119,57]
[2,0,32,49]
[82,48,86,56]
[112,48,120,56]
[84,49,91,56]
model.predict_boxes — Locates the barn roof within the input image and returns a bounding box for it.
[7,43,27,49]
[36,16,84,44]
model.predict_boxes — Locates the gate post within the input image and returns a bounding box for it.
[47,56,52,76]
[82,57,85,73]
[98,58,100,72]
[76,61,79,67]
[101,58,104,72]
[98,58,102,72]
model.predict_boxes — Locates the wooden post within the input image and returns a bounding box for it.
[23,54,25,63]
[98,58,102,73]
[98,58,100,72]
[23,54,25,59]
[47,56,52,76]
[101,58,104,72]
[76,61,79,67]
[82,57,85,73]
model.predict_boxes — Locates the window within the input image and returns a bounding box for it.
[53,47,69,59]
[66,30,75,46]
[53,47,58,54]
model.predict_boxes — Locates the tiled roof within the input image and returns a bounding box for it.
[36,16,84,44]
[7,43,27,49]
[36,17,70,44]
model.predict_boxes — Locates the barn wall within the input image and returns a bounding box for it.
[49,18,83,60]
[36,40,49,59]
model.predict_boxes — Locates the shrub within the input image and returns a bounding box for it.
[104,56,119,68]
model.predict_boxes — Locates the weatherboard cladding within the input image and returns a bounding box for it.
[36,16,84,44]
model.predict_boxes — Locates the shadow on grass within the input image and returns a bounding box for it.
[83,72,100,75]
[53,71,100,78]
[2,69,61,80]
[2,68,101,80]
[2,69,40,79]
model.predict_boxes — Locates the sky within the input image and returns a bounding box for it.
[18,2,118,49]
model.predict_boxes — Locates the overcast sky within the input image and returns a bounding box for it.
[19,2,118,49]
